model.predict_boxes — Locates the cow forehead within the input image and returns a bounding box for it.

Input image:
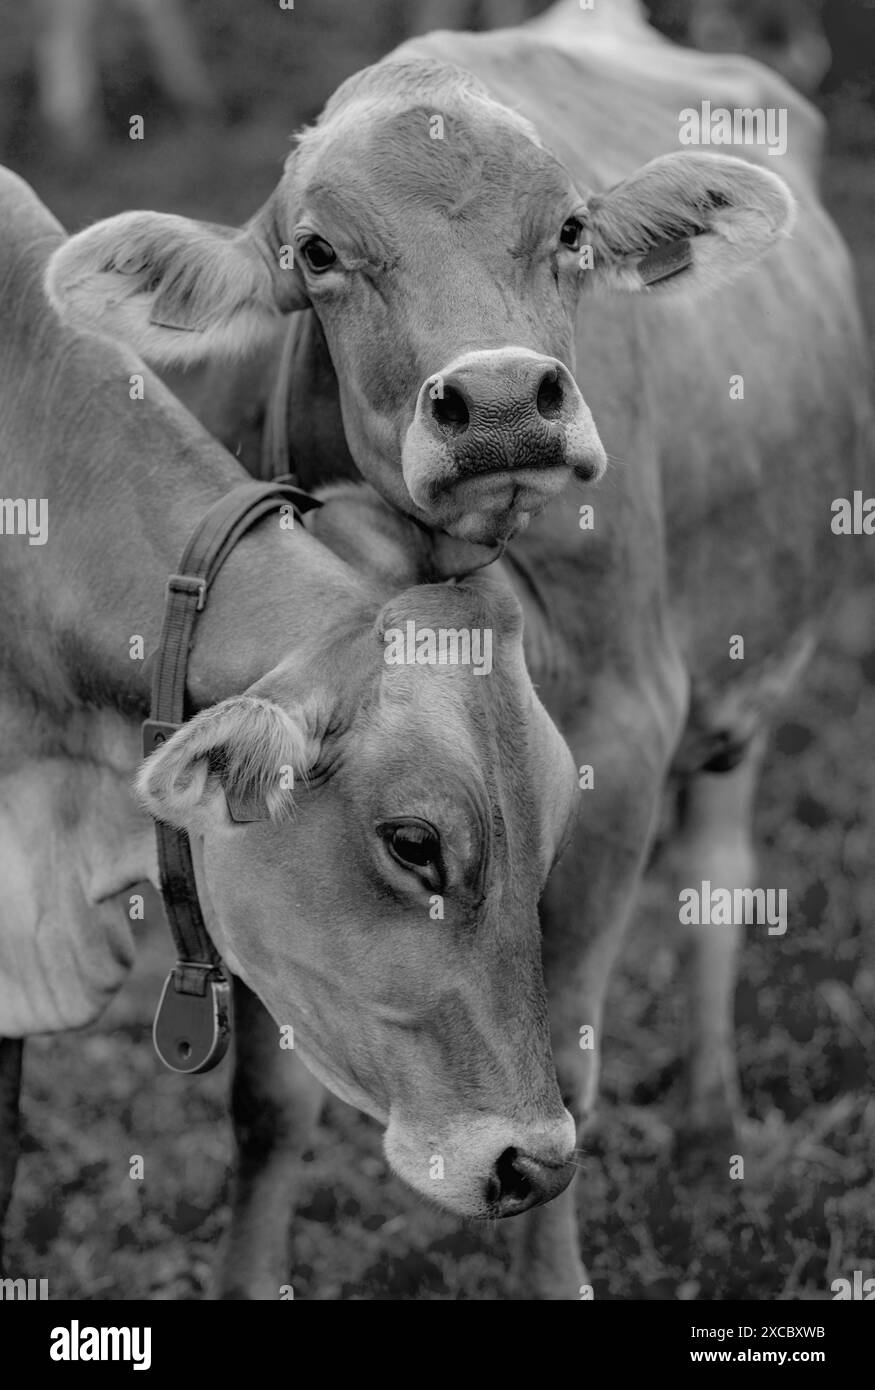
[377,579,523,641]
[294,114,568,222]
[300,56,544,152]
[368,587,570,854]
[288,63,574,225]
[362,677,565,895]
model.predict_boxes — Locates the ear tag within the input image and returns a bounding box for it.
[225,788,270,824]
[148,312,205,333]
[149,294,211,332]
[153,966,231,1074]
[638,237,693,286]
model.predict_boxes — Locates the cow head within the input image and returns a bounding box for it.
[46,60,794,545]
[135,577,578,1217]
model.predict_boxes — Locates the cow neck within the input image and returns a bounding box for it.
[174,481,373,716]
[0,233,368,723]
[23,352,371,718]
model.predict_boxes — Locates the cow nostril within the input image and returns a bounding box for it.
[431,384,470,434]
[536,369,564,420]
[492,1146,533,1207]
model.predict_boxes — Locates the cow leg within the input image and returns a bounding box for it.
[511,874,644,1300]
[219,979,324,1300]
[510,703,678,1299]
[511,1179,586,1300]
[0,1038,23,1274]
[33,0,100,154]
[671,735,767,1141]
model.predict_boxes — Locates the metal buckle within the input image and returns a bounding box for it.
[167,573,207,611]
[153,965,232,1074]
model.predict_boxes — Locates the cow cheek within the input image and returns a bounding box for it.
[329,309,419,433]
[191,831,310,1014]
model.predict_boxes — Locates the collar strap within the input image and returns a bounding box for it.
[143,479,322,1073]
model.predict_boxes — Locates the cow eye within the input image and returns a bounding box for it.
[560,217,584,250]
[379,819,443,891]
[300,236,337,273]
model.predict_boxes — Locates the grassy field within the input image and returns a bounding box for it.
[1,0,873,1299]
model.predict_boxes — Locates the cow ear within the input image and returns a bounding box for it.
[579,152,795,296]
[45,209,310,367]
[135,696,320,832]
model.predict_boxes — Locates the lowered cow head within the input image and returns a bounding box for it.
[135,577,578,1218]
[46,60,794,544]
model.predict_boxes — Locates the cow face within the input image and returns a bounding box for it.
[136,580,579,1218]
[271,78,606,545]
[46,60,794,549]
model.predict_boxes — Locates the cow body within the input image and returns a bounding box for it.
[37,1,872,1298]
[243,10,869,1296]
[0,166,593,1289]
[409,2,831,98]
[259,9,865,783]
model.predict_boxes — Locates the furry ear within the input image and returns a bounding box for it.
[45,210,310,367]
[580,152,795,296]
[135,696,320,831]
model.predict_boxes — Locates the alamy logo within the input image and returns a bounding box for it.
[678,101,788,157]
[0,1276,48,1299]
[831,491,875,534]
[383,621,493,675]
[0,497,48,545]
[678,881,787,935]
[50,1320,151,1371]
[831,1271,875,1300]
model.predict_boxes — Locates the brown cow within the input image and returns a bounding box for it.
[0,166,581,1292]
[42,0,871,1299]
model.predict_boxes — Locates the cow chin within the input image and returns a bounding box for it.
[402,426,605,544]
[431,465,571,544]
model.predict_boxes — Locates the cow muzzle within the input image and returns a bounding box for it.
[402,347,606,543]
[384,1109,577,1218]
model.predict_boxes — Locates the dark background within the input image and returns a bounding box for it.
[1,0,872,1299]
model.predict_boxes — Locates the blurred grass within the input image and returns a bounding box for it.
[1,0,873,1300]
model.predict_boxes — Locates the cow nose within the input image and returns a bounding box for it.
[429,359,572,436]
[425,351,590,456]
[402,347,607,538]
[486,1145,575,1217]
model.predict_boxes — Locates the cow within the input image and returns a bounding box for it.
[0,165,585,1296]
[43,0,871,1299]
[45,1,808,559]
